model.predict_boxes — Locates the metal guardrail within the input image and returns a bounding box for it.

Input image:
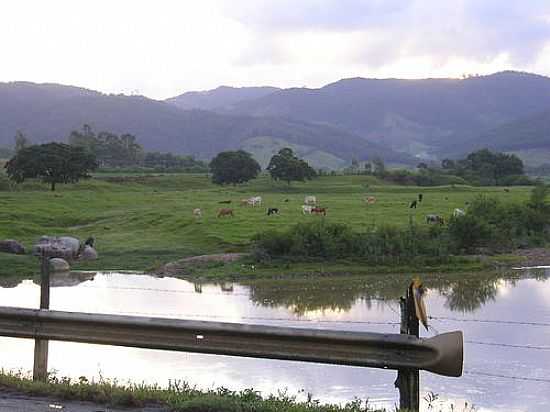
[0,306,463,377]
[0,258,464,411]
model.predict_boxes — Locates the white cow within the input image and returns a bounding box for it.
[248,196,262,207]
[453,208,465,217]
[302,205,313,214]
[304,195,317,205]
[193,208,202,218]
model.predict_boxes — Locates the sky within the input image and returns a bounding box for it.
[1,0,550,99]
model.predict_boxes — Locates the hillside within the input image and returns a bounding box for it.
[0,82,410,165]
[223,71,550,158]
[166,86,280,111]
[443,110,550,165]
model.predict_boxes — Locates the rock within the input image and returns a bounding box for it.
[0,240,26,255]
[49,258,70,272]
[33,236,81,260]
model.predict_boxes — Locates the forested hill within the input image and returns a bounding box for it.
[0,82,410,165]
[216,71,550,157]
[166,86,280,111]
[441,110,550,159]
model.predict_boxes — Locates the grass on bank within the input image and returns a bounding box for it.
[0,173,534,278]
[0,370,389,412]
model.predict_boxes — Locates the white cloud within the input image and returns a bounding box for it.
[0,0,549,98]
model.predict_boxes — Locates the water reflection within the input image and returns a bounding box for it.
[1,270,549,411]
[243,272,537,315]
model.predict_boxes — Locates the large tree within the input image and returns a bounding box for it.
[266,148,316,184]
[209,150,261,185]
[5,143,98,191]
[69,125,143,167]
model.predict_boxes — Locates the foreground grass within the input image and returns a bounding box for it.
[0,173,532,278]
[0,371,388,412]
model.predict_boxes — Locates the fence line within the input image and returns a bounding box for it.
[429,315,550,327]
[464,370,550,384]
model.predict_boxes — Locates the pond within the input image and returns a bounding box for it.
[0,270,549,411]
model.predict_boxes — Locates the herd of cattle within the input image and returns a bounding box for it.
[191,193,467,225]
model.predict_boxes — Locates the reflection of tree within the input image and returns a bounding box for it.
[246,277,406,316]
[243,273,529,315]
[439,278,500,312]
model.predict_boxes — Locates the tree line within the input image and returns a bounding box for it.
[209,147,317,186]
[343,149,531,187]
[3,126,318,190]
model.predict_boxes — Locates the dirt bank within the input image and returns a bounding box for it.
[153,253,247,276]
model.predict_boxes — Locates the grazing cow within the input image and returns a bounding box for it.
[218,200,232,204]
[193,208,202,218]
[453,208,465,217]
[304,195,317,205]
[410,200,417,209]
[426,214,445,225]
[217,208,234,218]
[267,208,279,216]
[365,196,376,205]
[312,207,327,216]
[240,199,250,206]
[418,193,423,202]
[284,199,290,202]
[504,188,510,193]
[302,205,313,214]
[248,196,262,207]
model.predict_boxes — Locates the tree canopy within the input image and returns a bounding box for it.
[441,149,525,185]
[266,148,316,184]
[5,142,98,191]
[69,125,143,167]
[209,150,261,185]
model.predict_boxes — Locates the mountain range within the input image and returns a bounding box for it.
[1,71,550,168]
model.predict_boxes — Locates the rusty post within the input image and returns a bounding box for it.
[33,254,50,382]
[395,284,420,411]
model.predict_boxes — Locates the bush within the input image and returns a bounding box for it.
[253,220,449,262]
[255,189,550,260]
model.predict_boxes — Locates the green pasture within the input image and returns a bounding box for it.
[0,173,531,278]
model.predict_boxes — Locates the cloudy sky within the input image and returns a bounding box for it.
[1,0,550,99]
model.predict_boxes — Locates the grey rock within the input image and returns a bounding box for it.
[33,236,90,261]
[0,240,26,255]
[49,258,70,272]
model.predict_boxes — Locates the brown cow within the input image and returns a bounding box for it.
[217,208,234,218]
[311,207,327,216]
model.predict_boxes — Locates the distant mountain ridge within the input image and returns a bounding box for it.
[0,81,410,166]
[3,71,550,169]
[166,86,280,111]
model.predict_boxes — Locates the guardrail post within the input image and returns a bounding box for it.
[33,254,50,382]
[395,283,420,411]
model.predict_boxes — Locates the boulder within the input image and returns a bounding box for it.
[33,236,81,260]
[0,240,26,255]
[49,258,70,272]
[33,235,97,261]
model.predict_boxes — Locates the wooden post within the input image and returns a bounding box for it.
[33,254,50,382]
[395,284,420,411]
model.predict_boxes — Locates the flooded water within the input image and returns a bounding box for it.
[0,270,549,411]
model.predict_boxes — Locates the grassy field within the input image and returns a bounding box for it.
[0,173,532,278]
